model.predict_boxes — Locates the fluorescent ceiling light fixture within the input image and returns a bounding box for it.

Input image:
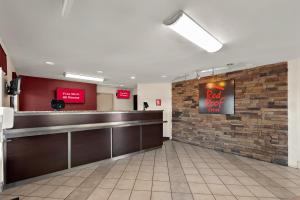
[201,69,213,73]
[97,70,103,73]
[131,76,136,79]
[64,73,104,82]
[164,11,223,53]
[45,61,55,65]
[161,75,167,78]
[120,84,125,87]
[201,66,228,73]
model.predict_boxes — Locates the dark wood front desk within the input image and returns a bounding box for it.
[3,111,164,185]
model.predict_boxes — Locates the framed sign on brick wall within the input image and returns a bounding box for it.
[199,80,235,114]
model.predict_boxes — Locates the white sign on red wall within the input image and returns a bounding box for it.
[116,90,131,99]
[57,88,85,103]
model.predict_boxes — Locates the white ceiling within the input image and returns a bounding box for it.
[0,0,299,88]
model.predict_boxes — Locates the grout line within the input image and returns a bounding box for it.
[128,150,145,200]
[170,141,195,200]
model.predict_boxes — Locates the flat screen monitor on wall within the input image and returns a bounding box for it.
[199,80,235,114]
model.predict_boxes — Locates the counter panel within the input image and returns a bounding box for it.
[142,124,163,150]
[71,129,111,167]
[6,133,68,184]
[112,126,141,157]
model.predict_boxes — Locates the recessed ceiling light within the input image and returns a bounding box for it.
[64,73,104,82]
[45,61,55,65]
[161,75,167,78]
[97,70,103,73]
[131,76,136,80]
[164,11,223,53]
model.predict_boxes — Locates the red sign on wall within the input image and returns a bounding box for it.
[156,99,161,106]
[199,80,235,114]
[117,90,131,99]
[57,88,85,103]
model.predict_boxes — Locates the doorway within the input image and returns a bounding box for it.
[97,93,114,111]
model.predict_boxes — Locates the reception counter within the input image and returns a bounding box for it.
[3,110,164,185]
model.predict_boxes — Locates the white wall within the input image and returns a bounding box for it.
[137,83,172,138]
[288,58,300,168]
[97,86,134,111]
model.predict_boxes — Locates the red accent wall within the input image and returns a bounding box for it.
[19,75,97,111]
[0,44,7,74]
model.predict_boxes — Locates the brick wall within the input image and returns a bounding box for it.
[172,62,288,165]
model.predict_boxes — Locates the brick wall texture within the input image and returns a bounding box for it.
[172,62,288,165]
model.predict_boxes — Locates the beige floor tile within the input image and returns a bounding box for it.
[188,183,211,194]
[0,195,23,200]
[193,194,215,200]
[213,169,231,176]
[237,177,260,186]
[116,179,135,190]
[48,176,71,186]
[137,172,153,181]
[227,185,254,197]
[64,176,85,187]
[121,171,138,180]
[183,167,199,175]
[151,191,172,200]
[264,186,295,199]
[87,188,112,200]
[219,176,241,185]
[105,172,122,179]
[134,180,152,191]
[34,177,53,185]
[169,174,187,182]
[76,169,94,178]
[140,165,154,173]
[130,190,151,200]
[48,186,75,199]
[66,187,94,200]
[185,174,205,183]
[80,176,102,188]
[152,181,171,192]
[236,197,258,200]
[246,186,275,198]
[214,195,237,200]
[228,170,248,177]
[29,185,58,197]
[108,189,131,200]
[202,175,223,184]
[172,192,193,200]
[198,169,216,176]
[98,178,118,189]
[13,184,41,196]
[207,184,232,195]
[22,197,45,200]
[63,170,80,177]
[154,167,168,173]
[170,182,191,193]
[153,173,169,181]
[286,186,300,195]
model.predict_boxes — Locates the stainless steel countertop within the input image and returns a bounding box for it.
[4,120,167,139]
[15,110,163,116]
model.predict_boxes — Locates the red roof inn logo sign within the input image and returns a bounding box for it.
[57,88,85,103]
[199,80,235,114]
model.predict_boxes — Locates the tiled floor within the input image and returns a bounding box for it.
[1,140,300,200]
